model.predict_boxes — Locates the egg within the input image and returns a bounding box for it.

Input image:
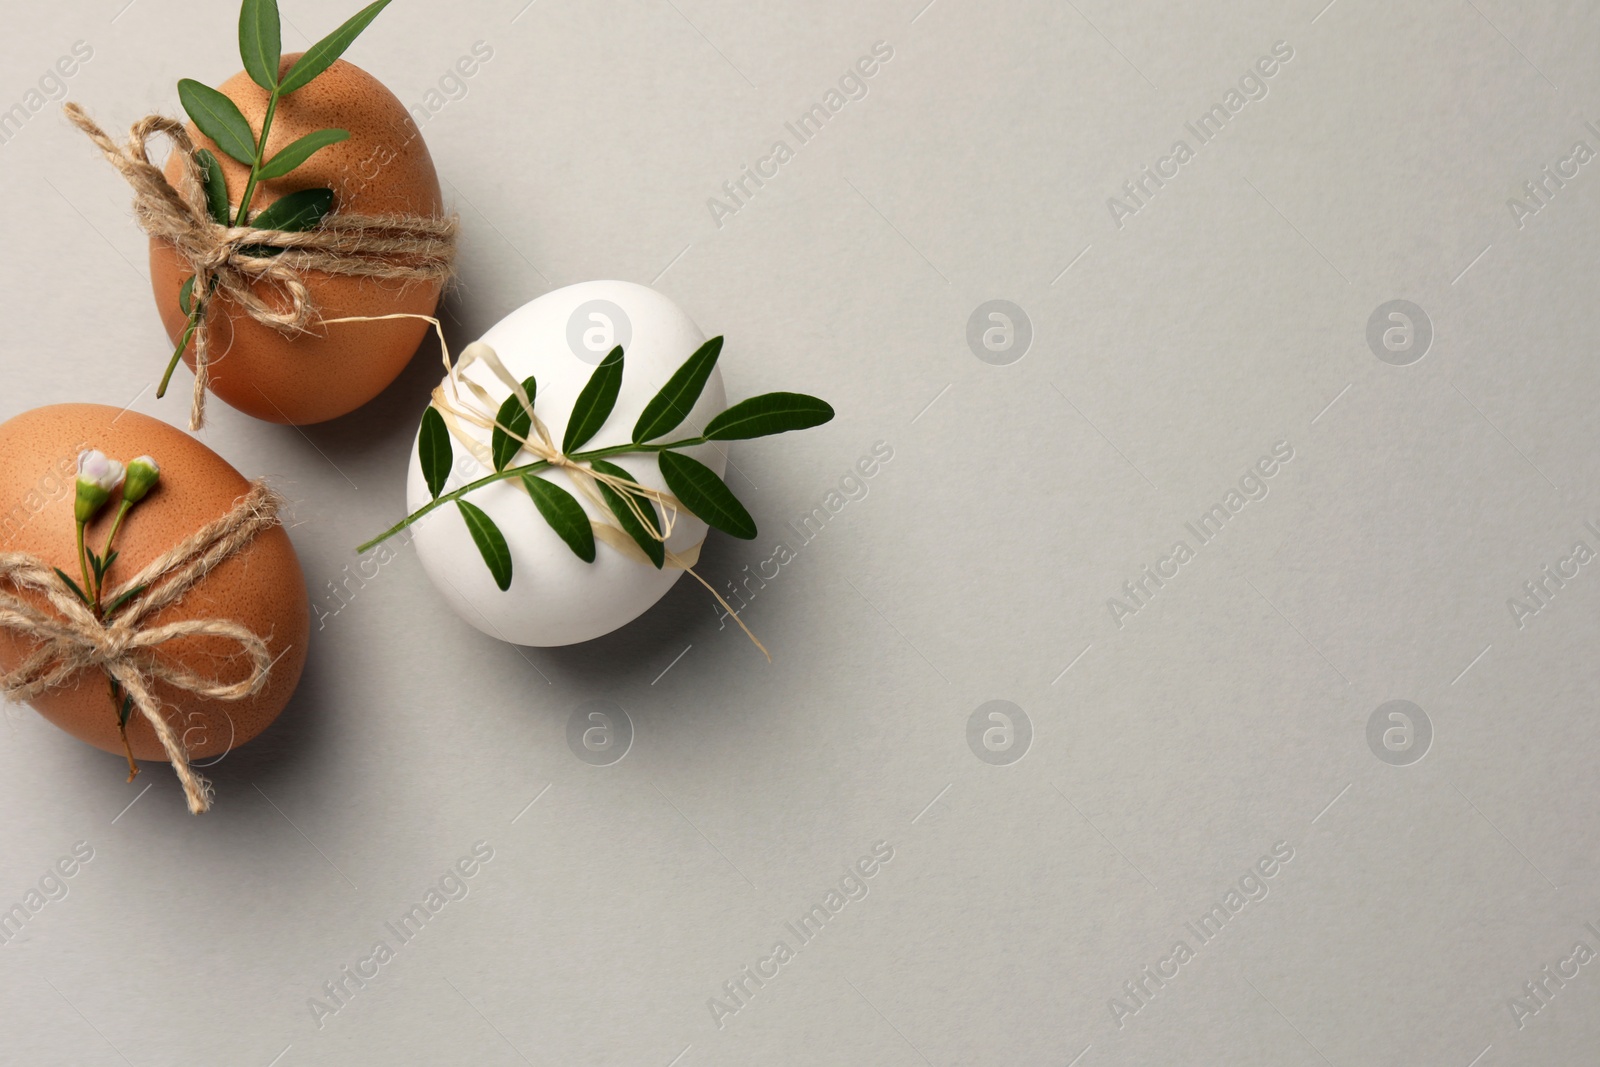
[0,405,309,761]
[406,281,729,646]
[150,56,446,425]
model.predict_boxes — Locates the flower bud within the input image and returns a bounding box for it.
[122,455,160,505]
[74,450,125,523]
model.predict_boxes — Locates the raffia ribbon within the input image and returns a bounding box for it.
[0,483,288,814]
[63,103,459,432]
[331,315,771,659]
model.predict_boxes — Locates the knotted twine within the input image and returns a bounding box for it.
[0,483,287,814]
[330,315,771,659]
[63,103,459,431]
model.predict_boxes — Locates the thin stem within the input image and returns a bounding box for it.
[161,270,226,399]
[121,730,140,782]
[356,459,552,553]
[158,300,203,399]
[75,524,90,604]
[97,502,134,772]
[75,521,92,606]
[578,436,707,460]
[110,679,139,782]
[234,88,281,227]
[354,435,710,554]
[97,501,132,603]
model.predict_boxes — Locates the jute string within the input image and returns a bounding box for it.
[329,315,771,659]
[0,483,288,814]
[63,103,459,431]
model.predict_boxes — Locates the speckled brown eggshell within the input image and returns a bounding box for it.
[0,405,309,761]
[150,55,446,425]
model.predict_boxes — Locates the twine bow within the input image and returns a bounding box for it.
[0,483,288,814]
[63,103,459,431]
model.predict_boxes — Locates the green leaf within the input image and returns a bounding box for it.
[247,187,334,231]
[658,451,756,540]
[522,474,595,563]
[52,568,90,607]
[590,459,663,569]
[491,377,537,472]
[633,336,722,443]
[104,584,147,618]
[178,275,196,316]
[562,346,624,454]
[195,148,231,225]
[118,690,134,729]
[279,0,396,94]
[704,392,835,441]
[90,550,118,585]
[256,128,349,181]
[418,405,451,500]
[457,500,512,591]
[177,79,257,165]
[239,0,283,91]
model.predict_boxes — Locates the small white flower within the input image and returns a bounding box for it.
[75,450,125,522]
[122,455,160,505]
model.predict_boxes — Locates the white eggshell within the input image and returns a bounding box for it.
[407,281,728,646]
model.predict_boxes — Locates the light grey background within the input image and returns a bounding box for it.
[1,0,1597,1064]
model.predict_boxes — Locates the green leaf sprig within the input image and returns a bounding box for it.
[159,0,394,399]
[357,336,834,604]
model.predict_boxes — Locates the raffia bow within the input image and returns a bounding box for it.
[63,103,459,431]
[434,339,695,564]
[330,315,770,658]
[0,483,288,814]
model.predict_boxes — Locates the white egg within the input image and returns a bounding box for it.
[406,281,729,646]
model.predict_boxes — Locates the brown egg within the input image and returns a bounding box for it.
[0,404,309,764]
[151,55,446,426]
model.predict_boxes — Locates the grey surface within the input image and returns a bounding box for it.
[1,0,1598,1064]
